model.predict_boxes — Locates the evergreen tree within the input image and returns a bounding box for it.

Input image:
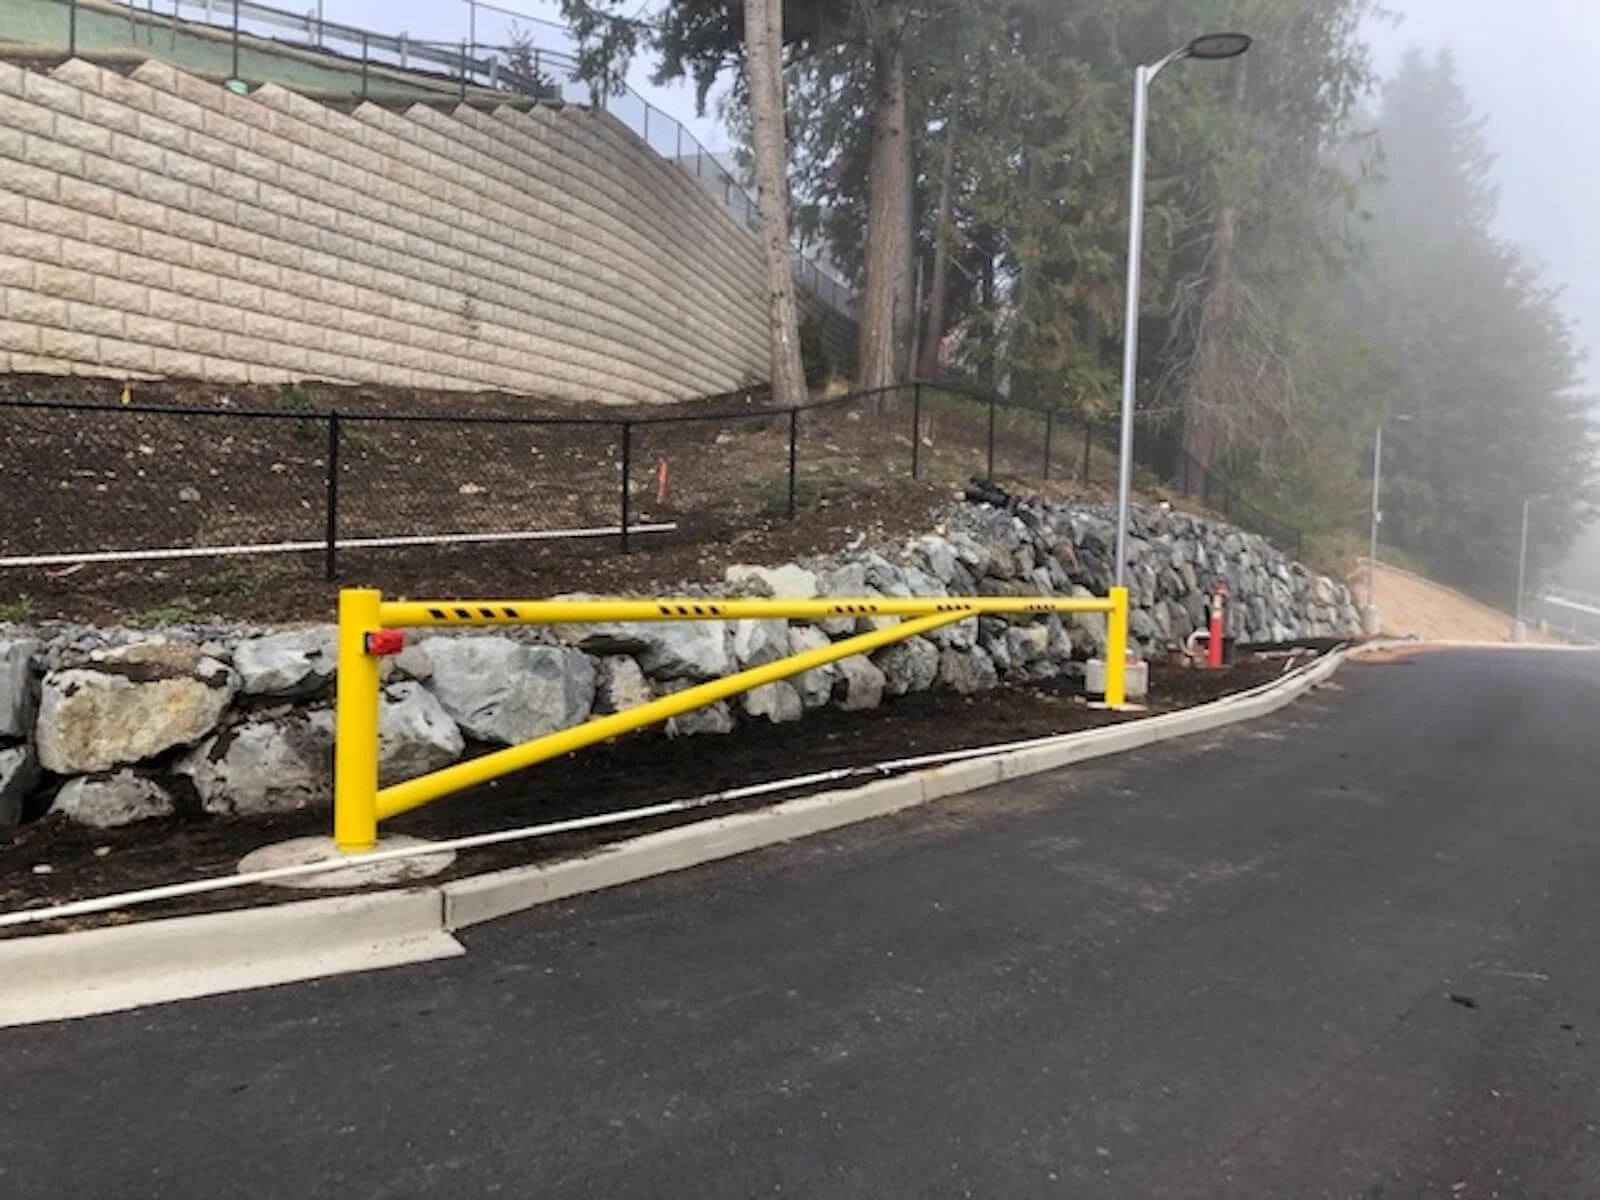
[1353,50,1595,597]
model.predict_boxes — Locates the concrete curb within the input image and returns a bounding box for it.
[8,640,1492,1026]
[0,889,463,1027]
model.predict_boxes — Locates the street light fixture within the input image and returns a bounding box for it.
[1366,413,1413,634]
[1113,32,1253,592]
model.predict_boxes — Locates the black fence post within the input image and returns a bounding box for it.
[360,33,368,99]
[324,411,341,581]
[460,41,469,100]
[1082,421,1092,484]
[619,421,632,552]
[911,382,922,479]
[986,399,996,481]
[68,0,77,56]
[1043,410,1054,481]
[231,0,241,80]
[786,407,799,518]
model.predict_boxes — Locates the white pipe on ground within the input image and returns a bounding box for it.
[0,524,677,570]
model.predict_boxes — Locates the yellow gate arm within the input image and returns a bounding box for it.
[334,587,1130,852]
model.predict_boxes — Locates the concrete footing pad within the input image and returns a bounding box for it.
[237,836,456,889]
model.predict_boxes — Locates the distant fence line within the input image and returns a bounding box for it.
[0,382,1303,582]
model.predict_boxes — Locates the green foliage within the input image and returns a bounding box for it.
[0,595,37,623]
[555,0,1594,574]
[198,563,291,599]
[132,605,202,629]
[798,309,832,387]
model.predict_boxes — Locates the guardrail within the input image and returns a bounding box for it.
[332,587,1132,850]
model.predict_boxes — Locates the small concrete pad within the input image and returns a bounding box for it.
[237,836,456,889]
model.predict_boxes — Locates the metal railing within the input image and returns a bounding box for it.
[42,0,856,318]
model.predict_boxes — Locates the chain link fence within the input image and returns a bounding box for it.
[0,384,1303,599]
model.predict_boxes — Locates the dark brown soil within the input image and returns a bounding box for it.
[0,374,1123,625]
[0,655,1308,934]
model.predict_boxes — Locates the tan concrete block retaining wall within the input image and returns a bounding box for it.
[0,57,770,404]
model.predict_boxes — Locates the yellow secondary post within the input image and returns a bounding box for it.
[334,588,383,852]
[1104,586,1130,707]
[373,609,971,821]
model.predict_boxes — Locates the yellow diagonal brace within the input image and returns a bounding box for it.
[373,609,971,822]
[377,594,1114,628]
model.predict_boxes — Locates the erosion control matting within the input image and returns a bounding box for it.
[1,657,1309,932]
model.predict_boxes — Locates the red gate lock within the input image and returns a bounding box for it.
[365,629,406,656]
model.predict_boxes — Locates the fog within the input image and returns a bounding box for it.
[1370,0,1600,380]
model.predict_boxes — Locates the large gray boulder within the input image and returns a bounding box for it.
[0,744,39,830]
[874,635,940,697]
[724,563,819,598]
[233,627,336,698]
[939,645,1000,694]
[36,644,238,775]
[1066,587,1108,658]
[743,681,803,724]
[833,655,886,711]
[51,770,175,828]
[787,626,839,708]
[909,535,959,585]
[554,619,730,682]
[178,713,332,816]
[376,681,464,786]
[732,619,790,670]
[416,637,595,745]
[815,562,871,637]
[0,638,40,740]
[635,622,731,680]
[1005,624,1051,673]
[662,688,736,737]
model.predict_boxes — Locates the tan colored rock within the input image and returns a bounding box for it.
[36,644,238,775]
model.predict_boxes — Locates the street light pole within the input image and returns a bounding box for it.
[1514,496,1532,640]
[1113,33,1251,591]
[1367,421,1382,623]
[1113,62,1152,592]
[1364,413,1411,634]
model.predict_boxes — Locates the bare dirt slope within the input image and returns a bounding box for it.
[1353,559,1549,642]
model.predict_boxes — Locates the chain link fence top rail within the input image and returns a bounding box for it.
[13,0,856,319]
[0,384,1304,586]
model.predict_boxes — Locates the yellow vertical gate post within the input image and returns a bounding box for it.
[1105,585,1130,707]
[334,588,382,852]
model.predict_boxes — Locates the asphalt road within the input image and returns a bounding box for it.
[5,649,1600,1199]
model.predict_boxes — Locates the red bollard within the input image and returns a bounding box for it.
[1206,582,1228,669]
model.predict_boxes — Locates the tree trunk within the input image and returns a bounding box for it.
[855,14,913,391]
[744,0,807,408]
[1180,58,1249,478]
[916,112,957,382]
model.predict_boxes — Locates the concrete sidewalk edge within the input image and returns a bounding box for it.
[0,889,462,1027]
